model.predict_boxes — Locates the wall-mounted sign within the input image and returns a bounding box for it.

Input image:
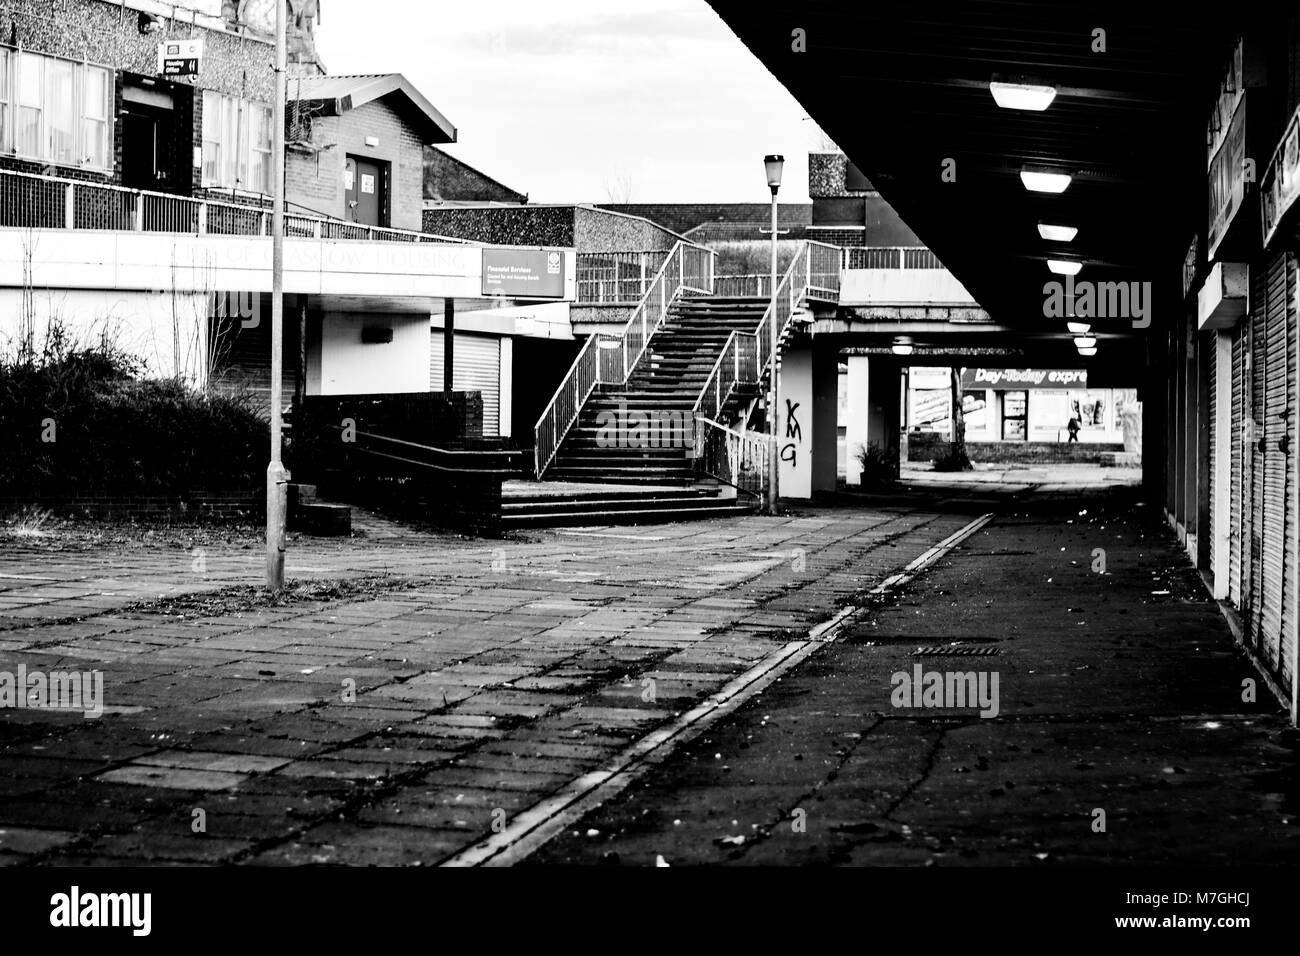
[1208,97,1247,258]
[1260,100,1300,247]
[962,368,1087,390]
[157,38,203,77]
[481,249,566,298]
[1182,234,1199,299]
[1207,39,1245,170]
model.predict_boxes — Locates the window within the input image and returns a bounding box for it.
[0,47,113,170]
[202,91,273,194]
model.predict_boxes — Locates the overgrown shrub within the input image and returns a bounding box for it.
[855,440,898,489]
[0,346,267,498]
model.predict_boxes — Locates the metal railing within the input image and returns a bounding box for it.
[534,240,714,477]
[693,417,769,497]
[576,249,671,303]
[690,241,841,477]
[0,168,471,244]
[841,245,944,270]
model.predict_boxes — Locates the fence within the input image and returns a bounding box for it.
[0,168,469,244]
[576,250,671,303]
[841,246,944,270]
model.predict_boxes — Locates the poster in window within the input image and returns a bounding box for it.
[360,173,375,195]
[344,168,354,191]
[1003,418,1027,441]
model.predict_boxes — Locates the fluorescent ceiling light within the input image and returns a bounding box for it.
[1077,347,1098,357]
[1047,259,1083,276]
[1066,322,1091,335]
[990,81,1057,111]
[1038,222,1078,241]
[891,344,914,356]
[1021,169,1072,193]
[1074,336,1097,349]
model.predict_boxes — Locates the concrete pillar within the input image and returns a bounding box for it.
[844,356,871,484]
[778,339,839,498]
[811,339,838,493]
[779,345,814,499]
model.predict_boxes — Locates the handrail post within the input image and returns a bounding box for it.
[198,201,208,235]
[64,183,75,229]
[133,193,144,232]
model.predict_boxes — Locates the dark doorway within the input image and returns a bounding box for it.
[345,156,386,226]
[121,78,187,193]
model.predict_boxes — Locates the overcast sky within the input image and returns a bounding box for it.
[315,0,818,203]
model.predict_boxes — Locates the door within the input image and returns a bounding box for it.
[1001,390,1027,441]
[345,156,385,226]
[121,80,183,193]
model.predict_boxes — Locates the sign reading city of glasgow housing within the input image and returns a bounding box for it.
[482,250,565,298]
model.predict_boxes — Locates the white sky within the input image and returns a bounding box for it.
[315,0,817,203]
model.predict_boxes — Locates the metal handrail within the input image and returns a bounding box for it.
[689,241,841,478]
[533,239,714,477]
[692,416,769,497]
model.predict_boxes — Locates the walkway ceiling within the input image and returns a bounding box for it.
[709,1,1243,358]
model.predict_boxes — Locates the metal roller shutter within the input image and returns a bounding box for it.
[431,333,501,437]
[1248,262,1266,652]
[1260,251,1288,674]
[1209,337,1217,578]
[1230,321,1246,608]
[1285,254,1298,693]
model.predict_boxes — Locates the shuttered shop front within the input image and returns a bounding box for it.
[1243,250,1296,694]
[431,333,502,436]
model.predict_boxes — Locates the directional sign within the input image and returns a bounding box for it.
[158,39,203,77]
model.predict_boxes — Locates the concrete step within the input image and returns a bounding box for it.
[288,500,352,536]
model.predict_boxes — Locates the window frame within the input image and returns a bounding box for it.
[202,90,273,196]
[0,45,114,172]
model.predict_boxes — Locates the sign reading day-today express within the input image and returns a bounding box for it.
[481,249,566,298]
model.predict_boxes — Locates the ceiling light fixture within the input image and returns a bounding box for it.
[1077,347,1098,357]
[1074,336,1097,349]
[1067,322,1091,335]
[1038,222,1078,241]
[1048,259,1083,276]
[990,81,1057,111]
[1021,168,1072,193]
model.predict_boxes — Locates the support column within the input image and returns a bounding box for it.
[868,357,902,481]
[811,338,838,493]
[779,343,814,499]
[844,355,871,485]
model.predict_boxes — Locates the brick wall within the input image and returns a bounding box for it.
[905,433,1125,464]
[424,146,525,203]
[573,207,680,253]
[600,203,812,236]
[287,98,426,230]
[0,491,262,521]
[423,206,576,247]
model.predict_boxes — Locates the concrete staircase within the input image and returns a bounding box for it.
[545,295,770,486]
[501,482,754,529]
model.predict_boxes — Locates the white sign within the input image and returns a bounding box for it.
[158,38,203,77]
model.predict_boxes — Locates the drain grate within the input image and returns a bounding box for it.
[911,644,1001,657]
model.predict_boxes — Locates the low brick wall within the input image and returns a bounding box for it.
[293,392,512,537]
[906,432,1125,464]
[0,490,262,522]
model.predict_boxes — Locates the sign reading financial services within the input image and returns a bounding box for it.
[481,249,565,298]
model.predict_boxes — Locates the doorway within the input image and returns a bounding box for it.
[121,77,187,193]
[345,156,387,226]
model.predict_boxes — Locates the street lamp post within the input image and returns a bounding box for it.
[266,0,288,590]
[764,154,784,515]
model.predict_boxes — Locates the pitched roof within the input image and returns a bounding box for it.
[290,73,456,144]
